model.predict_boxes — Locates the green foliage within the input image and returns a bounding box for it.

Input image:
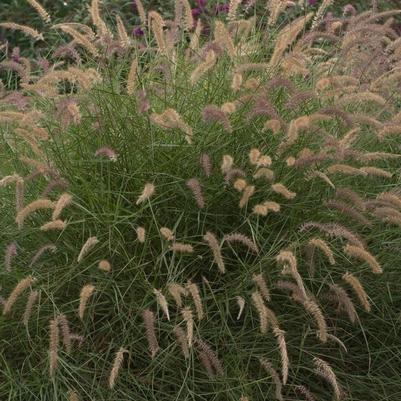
[1,2,401,401]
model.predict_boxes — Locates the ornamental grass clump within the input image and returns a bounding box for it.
[0,1,401,400]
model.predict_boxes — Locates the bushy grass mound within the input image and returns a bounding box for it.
[1,1,401,400]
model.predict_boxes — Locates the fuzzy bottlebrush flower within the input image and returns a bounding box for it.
[4,243,17,272]
[195,338,224,376]
[271,183,296,200]
[52,44,81,64]
[95,146,118,161]
[15,199,55,229]
[263,119,282,134]
[52,25,99,57]
[143,309,159,358]
[269,13,313,68]
[174,326,190,359]
[188,19,202,55]
[77,236,99,263]
[377,125,401,140]
[160,227,175,241]
[374,207,401,227]
[257,155,272,167]
[231,72,243,91]
[151,109,193,144]
[329,283,357,324]
[41,178,69,198]
[168,283,187,308]
[277,250,308,300]
[338,127,360,148]
[273,327,289,385]
[30,244,56,267]
[318,106,353,128]
[115,15,130,48]
[78,284,96,320]
[22,290,39,327]
[342,272,371,312]
[153,289,170,321]
[186,178,205,209]
[56,314,72,353]
[197,350,214,378]
[221,102,236,114]
[69,334,85,348]
[259,358,283,401]
[360,166,393,178]
[233,178,247,192]
[149,11,168,55]
[326,164,367,177]
[253,168,275,181]
[220,154,234,174]
[301,298,328,343]
[343,244,382,274]
[2,92,29,110]
[224,232,259,253]
[202,105,233,133]
[376,192,401,210]
[324,199,372,227]
[239,185,255,208]
[0,60,26,83]
[136,183,155,205]
[248,97,280,122]
[299,222,365,249]
[49,319,59,378]
[214,20,236,59]
[13,128,43,158]
[227,0,241,21]
[170,242,194,253]
[0,22,43,40]
[174,0,193,31]
[358,152,401,163]
[27,0,50,22]
[236,296,245,320]
[19,157,50,174]
[307,238,335,266]
[252,273,270,301]
[181,307,194,348]
[305,170,335,189]
[98,259,111,272]
[90,0,109,38]
[199,153,211,177]
[133,0,146,24]
[126,58,138,95]
[224,168,246,184]
[203,231,225,273]
[286,90,317,109]
[294,385,316,401]
[109,347,128,389]
[186,281,204,320]
[275,280,305,301]
[313,357,342,401]
[136,226,146,243]
[3,275,36,315]
[249,148,261,165]
[251,291,277,334]
[41,220,67,231]
[190,50,216,85]
[68,391,79,401]
[253,201,280,216]
[335,188,366,211]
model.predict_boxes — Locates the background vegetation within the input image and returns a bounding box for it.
[1,1,401,401]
